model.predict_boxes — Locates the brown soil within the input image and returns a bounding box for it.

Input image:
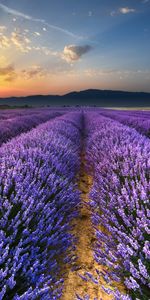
[61,162,117,300]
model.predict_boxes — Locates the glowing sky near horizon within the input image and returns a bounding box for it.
[0,0,150,97]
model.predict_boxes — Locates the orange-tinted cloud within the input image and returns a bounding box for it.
[0,65,16,81]
[63,44,93,63]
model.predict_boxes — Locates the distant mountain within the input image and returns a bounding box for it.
[0,89,150,107]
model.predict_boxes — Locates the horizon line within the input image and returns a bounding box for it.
[0,88,150,99]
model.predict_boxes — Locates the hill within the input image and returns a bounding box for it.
[0,89,150,107]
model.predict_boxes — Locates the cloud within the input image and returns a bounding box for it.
[0,3,83,39]
[0,34,10,48]
[1,64,49,82]
[83,68,150,79]
[0,28,60,57]
[0,65,16,81]
[111,7,136,16]
[62,44,93,63]
[0,65,14,76]
[119,7,136,14]
[34,32,41,36]
[31,45,59,58]
[21,65,46,79]
[0,30,33,52]
[11,31,32,52]
[41,47,58,56]
[0,25,6,32]
[142,0,149,3]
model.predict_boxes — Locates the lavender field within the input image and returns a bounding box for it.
[0,108,149,300]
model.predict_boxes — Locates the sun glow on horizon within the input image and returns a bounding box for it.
[0,0,150,97]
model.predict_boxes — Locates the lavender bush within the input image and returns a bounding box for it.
[84,112,150,300]
[0,110,62,146]
[0,112,82,299]
[0,108,55,120]
[100,110,150,137]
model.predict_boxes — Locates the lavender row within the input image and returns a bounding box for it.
[0,107,82,121]
[0,112,82,299]
[0,108,52,120]
[117,110,150,119]
[0,110,63,146]
[100,110,150,137]
[84,112,150,300]
[121,111,150,119]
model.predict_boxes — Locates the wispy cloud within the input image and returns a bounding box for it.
[0,34,9,48]
[34,32,41,36]
[0,3,44,21]
[0,3,83,39]
[119,7,136,14]
[11,31,32,53]
[111,7,136,16]
[21,65,46,79]
[0,64,48,82]
[62,44,93,63]
[0,25,7,32]
[0,29,33,52]
[84,68,150,78]
[0,65,16,81]
[0,29,60,57]
[84,68,121,77]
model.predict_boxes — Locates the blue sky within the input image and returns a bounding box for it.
[0,0,150,96]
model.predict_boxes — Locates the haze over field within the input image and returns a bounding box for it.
[0,0,150,98]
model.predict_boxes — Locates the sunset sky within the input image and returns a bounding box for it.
[0,0,150,97]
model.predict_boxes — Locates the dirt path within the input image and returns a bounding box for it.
[61,161,114,300]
